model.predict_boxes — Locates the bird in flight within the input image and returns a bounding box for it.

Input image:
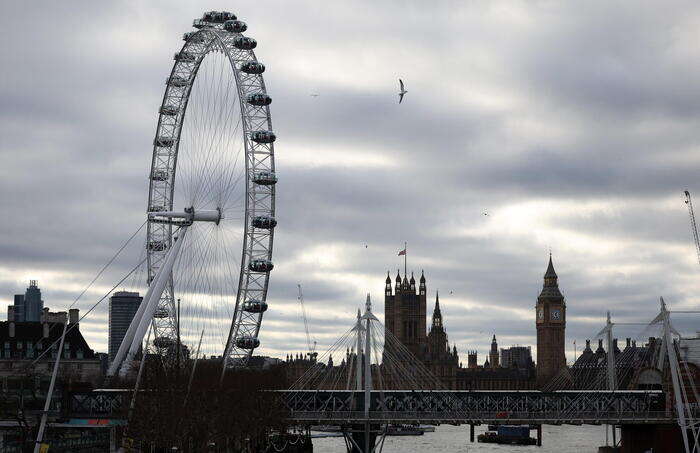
[482,210,489,216]
[398,79,407,104]
[310,93,319,97]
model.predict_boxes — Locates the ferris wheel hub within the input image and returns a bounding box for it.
[148,207,222,225]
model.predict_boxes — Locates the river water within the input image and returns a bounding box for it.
[313,424,612,452]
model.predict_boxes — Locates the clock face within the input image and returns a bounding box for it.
[551,308,561,320]
[537,308,544,320]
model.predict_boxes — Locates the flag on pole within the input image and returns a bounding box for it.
[398,248,406,256]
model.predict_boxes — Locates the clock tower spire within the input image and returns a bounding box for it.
[536,254,566,388]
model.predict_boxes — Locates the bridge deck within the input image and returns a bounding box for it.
[282,390,678,426]
[66,389,687,427]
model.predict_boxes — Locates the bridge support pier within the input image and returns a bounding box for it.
[619,424,688,453]
[345,424,379,453]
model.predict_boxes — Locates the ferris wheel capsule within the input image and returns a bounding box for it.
[224,20,247,33]
[235,337,260,349]
[167,76,190,87]
[159,105,179,116]
[252,216,277,229]
[240,61,265,74]
[174,52,197,63]
[249,259,273,272]
[150,170,169,181]
[220,11,237,22]
[147,240,167,252]
[246,93,272,106]
[251,130,276,144]
[243,300,268,313]
[234,36,257,50]
[183,32,204,43]
[154,137,174,147]
[252,171,277,185]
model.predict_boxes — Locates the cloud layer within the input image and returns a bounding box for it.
[2,1,700,364]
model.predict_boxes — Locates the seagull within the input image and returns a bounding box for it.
[398,79,407,104]
[482,210,489,216]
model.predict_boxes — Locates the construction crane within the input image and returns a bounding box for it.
[685,191,700,265]
[297,284,317,360]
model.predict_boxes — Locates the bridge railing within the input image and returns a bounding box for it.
[289,410,676,424]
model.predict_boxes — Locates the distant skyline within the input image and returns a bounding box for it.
[2,1,700,363]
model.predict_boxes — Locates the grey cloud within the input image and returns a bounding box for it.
[2,1,700,364]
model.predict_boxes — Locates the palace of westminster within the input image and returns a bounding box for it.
[287,255,569,390]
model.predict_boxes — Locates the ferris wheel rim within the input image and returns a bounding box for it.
[145,13,276,368]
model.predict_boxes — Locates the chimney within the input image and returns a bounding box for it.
[69,309,79,325]
[9,322,15,338]
[626,338,631,348]
[43,322,49,338]
[41,307,49,323]
[613,339,619,352]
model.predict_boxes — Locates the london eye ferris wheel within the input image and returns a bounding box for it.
[133,10,277,371]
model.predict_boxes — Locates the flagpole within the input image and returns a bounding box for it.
[404,241,407,276]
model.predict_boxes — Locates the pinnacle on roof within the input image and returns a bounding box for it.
[420,270,425,283]
[433,291,442,316]
[395,269,401,282]
[409,272,415,284]
[386,271,391,284]
[539,253,564,298]
[544,254,558,280]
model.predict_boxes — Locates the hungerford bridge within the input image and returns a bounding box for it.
[67,296,698,453]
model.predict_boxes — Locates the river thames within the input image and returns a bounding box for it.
[313,424,611,452]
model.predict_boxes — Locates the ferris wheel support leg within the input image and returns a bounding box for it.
[120,226,189,377]
[118,226,189,377]
[107,263,160,377]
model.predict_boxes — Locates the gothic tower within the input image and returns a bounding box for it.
[489,335,499,369]
[536,255,567,387]
[384,270,427,359]
[426,292,458,388]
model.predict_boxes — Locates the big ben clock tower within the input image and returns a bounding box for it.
[536,254,566,388]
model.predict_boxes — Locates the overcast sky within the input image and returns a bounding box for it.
[2,1,700,364]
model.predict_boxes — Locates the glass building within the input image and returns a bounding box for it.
[8,280,44,322]
[108,291,143,365]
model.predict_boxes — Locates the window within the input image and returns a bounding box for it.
[17,342,22,349]
[77,350,84,359]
